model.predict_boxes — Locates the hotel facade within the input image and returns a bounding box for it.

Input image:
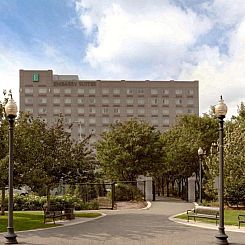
[19,70,199,142]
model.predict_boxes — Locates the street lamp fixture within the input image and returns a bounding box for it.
[214,96,228,245]
[198,147,204,204]
[4,97,18,244]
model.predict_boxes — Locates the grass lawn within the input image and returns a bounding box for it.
[0,211,102,233]
[176,209,245,226]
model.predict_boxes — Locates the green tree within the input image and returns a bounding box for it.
[96,119,163,181]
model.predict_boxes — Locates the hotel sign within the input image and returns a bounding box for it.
[53,81,96,86]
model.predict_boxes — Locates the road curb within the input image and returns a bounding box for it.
[169,213,245,234]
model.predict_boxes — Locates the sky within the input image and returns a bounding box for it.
[0,0,245,118]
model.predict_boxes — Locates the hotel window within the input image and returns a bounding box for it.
[187,89,194,95]
[136,88,144,94]
[64,108,71,114]
[53,88,60,94]
[113,88,120,95]
[54,108,61,114]
[151,118,158,126]
[162,89,169,95]
[65,128,71,133]
[114,98,120,104]
[152,108,158,115]
[78,88,85,94]
[176,109,183,115]
[176,99,182,105]
[102,128,109,133]
[41,118,47,123]
[89,118,96,125]
[163,109,169,115]
[138,98,145,105]
[176,89,182,95]
[25,87,33,94]
[25,108,33,114]
[151,89,158,95]
[77,118,85,124]
[65,117,72,124]
[163,118,170,125]
[78,108,85,114]
[64,88,71,94]
[126,98,134,105]
[53,98,60,104]
[113,118,120,123]
[126,88,133,95]
[78,127,85,134]
[89,98,96,104]
[77,98,84,105]
[25,97,33,104]
[102,108,109,114]
[89,128,96,134]
[114,108,120,114]
[102,117,110,124]
[89,108,96,114]
[38,88,47,94]
[38,97,47,104]
[138,108,145,114]
[102,98,109,104]
[162,99,169,105]
[151,98,158,105]
[38,107,47,114]
[64,98,72,104]
[187,99,193,105]
[89,88,95,94]
[102,88,109,95]
[126,108,134,114]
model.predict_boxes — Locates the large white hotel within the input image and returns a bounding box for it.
[19,70,199,142]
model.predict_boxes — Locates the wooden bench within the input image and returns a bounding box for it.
[43,205,75,224]
[43,208,63,224]
[238,214,245,228]
[187,203,219,225]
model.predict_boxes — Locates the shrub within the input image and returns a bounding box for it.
[115,183,144,201]
[4,194,99,211]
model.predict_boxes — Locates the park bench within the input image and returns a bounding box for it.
[238,214,245,228]
[187,202,219,225]
[43,205,75,224]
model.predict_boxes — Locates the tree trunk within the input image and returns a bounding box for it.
[46,186,51,208]
[171,178,175,196]
[1,187,5,215]
[161,176,165,196]
[166,178,170,197]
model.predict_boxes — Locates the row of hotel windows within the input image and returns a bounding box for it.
[24,87,194,96]
[25,97,194,106]
[40,117,171,127]
[26,107,194,115]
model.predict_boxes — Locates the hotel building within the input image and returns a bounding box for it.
[19,70,199,143]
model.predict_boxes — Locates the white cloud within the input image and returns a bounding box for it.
[74,0,245,117]
[75,0,212,79]
[211,0,245,26]
[179,19,245,118]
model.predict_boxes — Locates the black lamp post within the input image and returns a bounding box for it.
[215,96,228,245]
[198,147,204,204]
[4,97,18,244]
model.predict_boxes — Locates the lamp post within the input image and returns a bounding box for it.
[4,97,18,244]
[215,96,228,245]
[198,147,204,204]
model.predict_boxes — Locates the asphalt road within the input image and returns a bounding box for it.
[1,197,245,245]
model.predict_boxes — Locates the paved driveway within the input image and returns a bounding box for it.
[1,197,245,245]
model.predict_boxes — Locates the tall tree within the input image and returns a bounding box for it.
[96,119,163,181]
